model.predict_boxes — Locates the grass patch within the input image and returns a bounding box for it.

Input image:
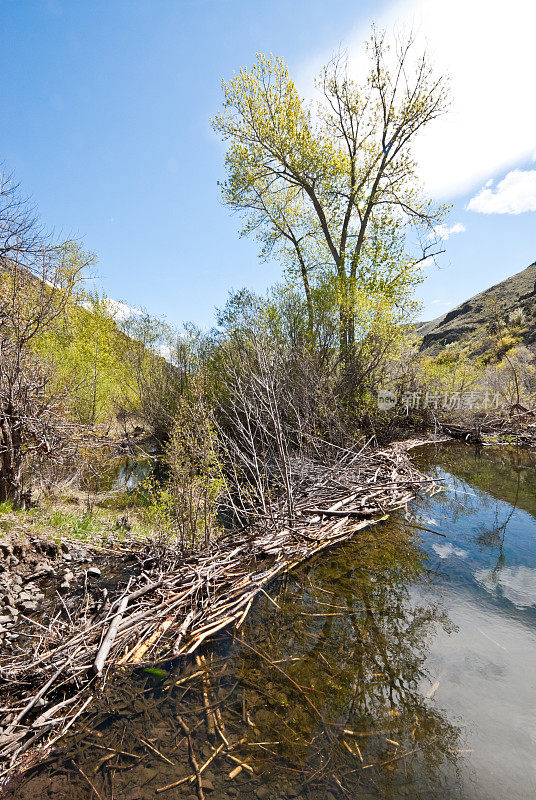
[44,508,109,543]
[0,485,181,549]
[96,491,137,511]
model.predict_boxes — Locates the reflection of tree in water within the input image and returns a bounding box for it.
[234,524,462,798]
[474,467,520,578]
[415,443,532,586]
[12,526,462,800]
[419,444,526,579]
[416,442,536,521]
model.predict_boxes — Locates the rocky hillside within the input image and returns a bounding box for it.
[418,261,536,351]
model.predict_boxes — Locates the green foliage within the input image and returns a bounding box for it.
[420,344,483,395]
[35,291,131,424]
[164,390,226,549]
[142,667,168,681]
[212,34,448,351]
[134,477,178,543]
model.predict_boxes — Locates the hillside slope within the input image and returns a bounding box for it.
[418,261,536,350]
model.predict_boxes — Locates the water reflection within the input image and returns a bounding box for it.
[232,523,462,798]
[9,442,536,799]
[414,442,536,619]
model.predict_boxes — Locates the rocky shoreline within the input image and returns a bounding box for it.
[0,534,103,656]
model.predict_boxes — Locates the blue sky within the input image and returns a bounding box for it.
[1,0,535,327]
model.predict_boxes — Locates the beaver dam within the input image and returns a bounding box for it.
[0,441,440,781]
[3,440,536,799]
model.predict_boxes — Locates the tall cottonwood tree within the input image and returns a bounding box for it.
[212,28,449,356]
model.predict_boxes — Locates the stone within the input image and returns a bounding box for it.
[87,567,101,577]
[138,766,158,783]
[62,553,72,562]
[256,787,270,800]
[124,790,144,800]
[33,564,54,576]
[22,601,39,612]
[202,779,215,791]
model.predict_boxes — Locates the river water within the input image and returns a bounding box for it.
[11,442,536,800]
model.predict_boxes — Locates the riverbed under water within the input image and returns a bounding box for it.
[10,441,536,800]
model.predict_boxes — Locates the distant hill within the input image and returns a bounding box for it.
[418,261,536,351]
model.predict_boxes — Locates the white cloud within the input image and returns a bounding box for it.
[158,343,175,362]
[299,0,536,199]
[428,222,466,241]
[475,565,536,609]
[432,543,467,560]
[105,298,142,321]
[81,297,142,322]
[467,169,536,214]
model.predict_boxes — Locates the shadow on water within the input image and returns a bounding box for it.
[8,442,536,799]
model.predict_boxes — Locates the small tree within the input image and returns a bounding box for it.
[118,313,193,447]
[212,28,449,357]
[165,388,226,549]
[0,171,93,506]
[37,292,129,425]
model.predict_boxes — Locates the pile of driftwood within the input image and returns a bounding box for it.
[442,410,536,447]
[0,442,439,781]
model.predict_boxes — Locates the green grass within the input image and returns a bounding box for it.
[96,491,136,511]
[45,508,109,543]
[0,485,181,550]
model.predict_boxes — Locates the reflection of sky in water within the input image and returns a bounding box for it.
[475,564,536,608]
[432,542,468,559]
[408,444,536,799]
[20,443,535,800]
[411,454,536,624]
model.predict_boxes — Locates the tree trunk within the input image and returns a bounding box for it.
[0,417,25,508]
